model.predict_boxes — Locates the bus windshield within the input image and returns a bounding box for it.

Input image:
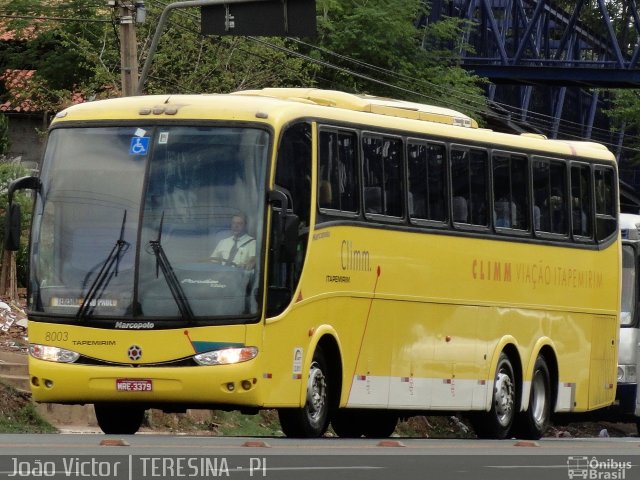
[31,125,269,321]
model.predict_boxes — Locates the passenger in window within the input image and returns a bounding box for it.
[210,213,256,269]
[495,198,516,228]
[453,196,468,223]
[572,197,588,236]
[533,205,541,231]
[550,188,566,232]
[471,193,488,225]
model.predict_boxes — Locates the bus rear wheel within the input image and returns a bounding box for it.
[471,352,516,439]
[278,347,331,438]
[94,403,145,435]
[514,356,551,440]
[331,410,397,438]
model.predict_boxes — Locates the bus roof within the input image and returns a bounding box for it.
[232,88,479,128]
[52,88,616,163]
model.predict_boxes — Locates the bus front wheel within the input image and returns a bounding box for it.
[278,347,331,438]
[514,356,551,439]
[471,352,516,439]
[94,403,145,435]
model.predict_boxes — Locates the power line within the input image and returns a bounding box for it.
[0,14,111,23]
[138,1,638,153]
[5,0,635,153]
[138,9,639,153]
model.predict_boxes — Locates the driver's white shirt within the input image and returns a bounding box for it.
[210,233,255,267]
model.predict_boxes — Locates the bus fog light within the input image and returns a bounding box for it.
[241,380,252,390]
[44,379,54,388]
[226,382,235,392]
[30,344,80,363]
[194,347,258,366]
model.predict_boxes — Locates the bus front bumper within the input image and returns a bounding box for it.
[28,357,265,407]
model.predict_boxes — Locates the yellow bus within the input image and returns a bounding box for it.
[6,88,620,439]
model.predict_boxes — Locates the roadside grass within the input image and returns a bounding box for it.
[0,382,57,433]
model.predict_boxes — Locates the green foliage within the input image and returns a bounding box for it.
[138,3,317,94]
[0,382,57,434]
[607,89,640,163]
[1,0,487,120]
[210,410,283,436]
[0,163,32,287]
[0,115,9,156]
[311,0,487,120]
[1,0,116,109]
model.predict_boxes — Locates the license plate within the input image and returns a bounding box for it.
[116,379,152,392]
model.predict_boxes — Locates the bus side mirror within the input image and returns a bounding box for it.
[3,175,40,251]
[4,203,21,251]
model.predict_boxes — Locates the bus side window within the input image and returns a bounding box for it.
[362,135,404,218]
[276,123,312,224]
[594,166,617,241]
[408,141,447,223]
[451,147,488,227]
[318,129,358,213]
[451,149,469,224]
[570,164,593,239]
[533,158,568,236]
[492,152,529,231]
[269,123,312,317]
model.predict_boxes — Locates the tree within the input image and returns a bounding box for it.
[0,0,117,110]
[1,1,486,117]
[310,0,487,119]
[606,89,640,161]
[137,2,318,94]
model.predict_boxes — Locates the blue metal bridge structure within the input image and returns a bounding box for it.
[427,0,640,210]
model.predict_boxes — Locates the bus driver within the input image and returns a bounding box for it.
[210,213,256,269]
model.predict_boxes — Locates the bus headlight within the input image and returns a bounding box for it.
[194,347,258,366]
[29,344,80,363]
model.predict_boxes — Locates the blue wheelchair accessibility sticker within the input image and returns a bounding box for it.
[129,137,150,155]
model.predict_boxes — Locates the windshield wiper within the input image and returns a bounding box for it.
[148,212,195,322]
[76,210,129,320]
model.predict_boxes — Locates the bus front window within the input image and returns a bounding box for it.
[137,127,268,319]
[31,125,269,321]
[32,127,147,316]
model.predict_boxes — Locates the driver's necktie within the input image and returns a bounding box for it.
[227,238,239,265]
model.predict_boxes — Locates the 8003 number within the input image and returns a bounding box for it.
[44,331,69,342]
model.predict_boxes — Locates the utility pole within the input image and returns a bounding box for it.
[110,1,146,96]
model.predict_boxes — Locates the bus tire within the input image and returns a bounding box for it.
[331,410,397,438]
[94,403,145,435]
[514,356,551,439]
[361,411,397,438]
[278,347,330,438]
[471,352,516,439]
[331,409,365,438]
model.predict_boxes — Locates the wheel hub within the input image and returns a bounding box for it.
[530,371,547,425]
[306,361,327,423]
[494,371,514,427]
